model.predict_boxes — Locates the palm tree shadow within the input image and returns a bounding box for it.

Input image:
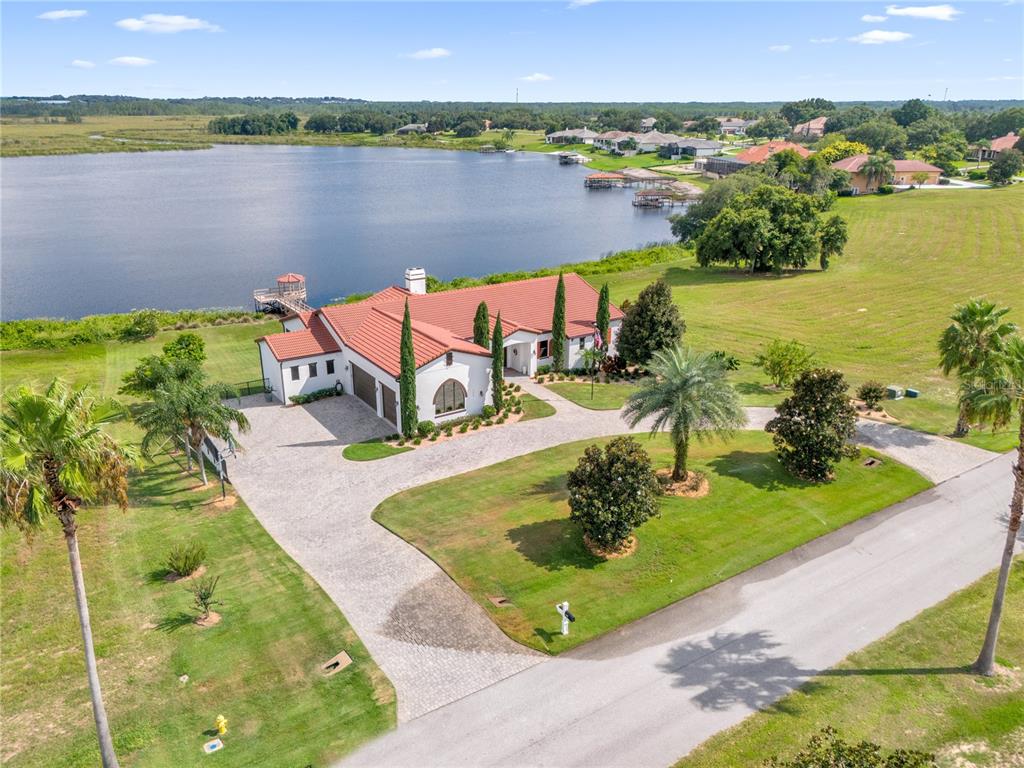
[506,518,603,571]
[155,612,195,633]
[659,630,975,714]
[706,451,808,491]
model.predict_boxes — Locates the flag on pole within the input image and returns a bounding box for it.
[594,331,602,349]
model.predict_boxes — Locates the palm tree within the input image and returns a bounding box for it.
[502,127,516,145]
[1,380,138,768]
[862,153,895,190]
[964,333,1024,676]
[623,346,748,481]
[975,138,990,168]
[135,377,250,485]
[580,345,606,400]
[938,298,1018,437]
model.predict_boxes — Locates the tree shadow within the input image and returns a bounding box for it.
[145,568,172,585]
[735,382,779,399]
[527,474,568,503]
[706,451,809,492]
[659,630,974,714]
[505,518,603,572]
[155,612,195,633]
[662,265,809,288]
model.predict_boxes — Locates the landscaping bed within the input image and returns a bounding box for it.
[677,560,1024,767]
[373,432,930,653]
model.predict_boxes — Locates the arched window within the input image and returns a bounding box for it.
[433,379,467,416]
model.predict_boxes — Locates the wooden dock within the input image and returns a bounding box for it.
[253,273,311,315]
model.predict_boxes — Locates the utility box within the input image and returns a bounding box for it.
[886,386,904,400]
[905,388,919,398]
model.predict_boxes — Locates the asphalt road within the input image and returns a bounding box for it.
[343,450,1018,768]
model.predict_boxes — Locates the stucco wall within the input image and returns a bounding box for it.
[259,341,285,402]
[415,351,492,426]
[279,353,343,402]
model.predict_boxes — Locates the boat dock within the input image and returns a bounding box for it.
[253,272,312,315]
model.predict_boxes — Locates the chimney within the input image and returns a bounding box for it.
[404,267,427,295]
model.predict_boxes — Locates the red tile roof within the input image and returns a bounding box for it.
[259,314,340,362]
[734,141,812,164]
[260,273,622,375]
[830,154,941,174]
[989,132,1019,152]
[276,272,305,283]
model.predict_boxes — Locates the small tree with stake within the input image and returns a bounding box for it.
[766,368,858,482]
[551,273,566,371]
[491,313,504,412]
[473,301,490,349]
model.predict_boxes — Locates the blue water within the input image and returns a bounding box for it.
[0,145,674,319]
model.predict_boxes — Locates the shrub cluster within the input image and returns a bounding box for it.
[166,540,206,578]
[288,387,341,405]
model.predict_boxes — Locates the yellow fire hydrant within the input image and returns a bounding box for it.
[215,715,228,736]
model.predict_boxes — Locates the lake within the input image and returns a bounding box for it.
[0,145,676,320]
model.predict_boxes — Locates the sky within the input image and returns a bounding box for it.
[2,1,1022,102]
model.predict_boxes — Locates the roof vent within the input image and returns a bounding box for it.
[404,267,427,295]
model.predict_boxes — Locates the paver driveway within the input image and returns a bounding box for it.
[225,378,997,723]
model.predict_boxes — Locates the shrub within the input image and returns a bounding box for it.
[162,332,206,363]
[444,425,453,436]
[766,368,858,482]
[616,280,685,365]
[471,421,480,430]
[459,423,469,433]
[514,384,521,392]
[429,434,438,441]
[483,419,493,426]
[710,350,741,371]
[755,339,815,388]
[857,380,886,410]
[497,415,506,424]
[876,184,894,195]
[514,406,522,414]
[288,387,339,405]
[166,540,206,577]
[567,436,661,550]
[417,420,435,438]
[188,575,222,620]
[765,727,934,768]
[398,438,406,446]
[482,405,497,419]
[600,354,628,374]
[537,364,552,375]
[121,309,160,341]
[413,437,422,445]
[967,168,988,180]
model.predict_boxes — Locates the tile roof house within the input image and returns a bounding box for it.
[792,116,828,139]
[716,117,756,135]
[545,128,599,145]
[830,154,942,194]
[973,132,1020,160]
[639,117,657,132]
[257,269,623,431]
[734,141,813,164]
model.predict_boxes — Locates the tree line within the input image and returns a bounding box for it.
[207,112,299,135]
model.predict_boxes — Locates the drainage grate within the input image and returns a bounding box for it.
[862,457,882,468]
[487,595,513,608]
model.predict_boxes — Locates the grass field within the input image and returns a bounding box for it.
[342,440,413,461]
[595,186,1024,451]
[373,432,930,653]
[678,560,1024,767]
[1,452,395,767]
[544,379,646,410]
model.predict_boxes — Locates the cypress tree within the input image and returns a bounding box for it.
[473,301,490,348]
[491,313,504,412]
[596,283,611,345]
[399,300,417,438]
[551,273,566,371]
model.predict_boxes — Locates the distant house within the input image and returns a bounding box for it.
[717,117,755,136]
[396,123,428,135]
[696,155,749,178]
[974,132,1019,160]
[665,138,723,158]
[830,154,942,194]
[545,128,598,145]
[792,116,828,139]
[639,117,657,133]
[734,141,812,164]
[593,130,636,151]
[636,131,685,153]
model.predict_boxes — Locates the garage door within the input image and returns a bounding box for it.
[352,364,377,412]
[380,383,397,426]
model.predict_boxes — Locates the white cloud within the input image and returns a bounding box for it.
[809,37,839,43]
[985,75,1022,81]
[849,29,913,44]
[568,0,599,8]
[109,56,156,67]
[862,14,888,21]
[403,47,452,60]
[885,4,962,21]
[37,9,86,20]
[115,14,220,34]
[521,72,553,82]
[768,44,791,52]
[71,59,95,69]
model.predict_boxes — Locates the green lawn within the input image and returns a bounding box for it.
[343,440,413,462]
[596,186,1024,451]
[678,560,1024,767]
[0,453,395,767]
[373,432,930,654]
[518,392,557,421]
[545,379,645,410]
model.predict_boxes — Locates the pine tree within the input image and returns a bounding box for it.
[551,273,566,371]
[399,300,417,438]
[473,301,490,348]
[491,313,504,412]
[596,283,611,345]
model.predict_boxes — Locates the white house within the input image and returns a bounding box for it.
[545,128,598,145]
[256,269,624,433]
